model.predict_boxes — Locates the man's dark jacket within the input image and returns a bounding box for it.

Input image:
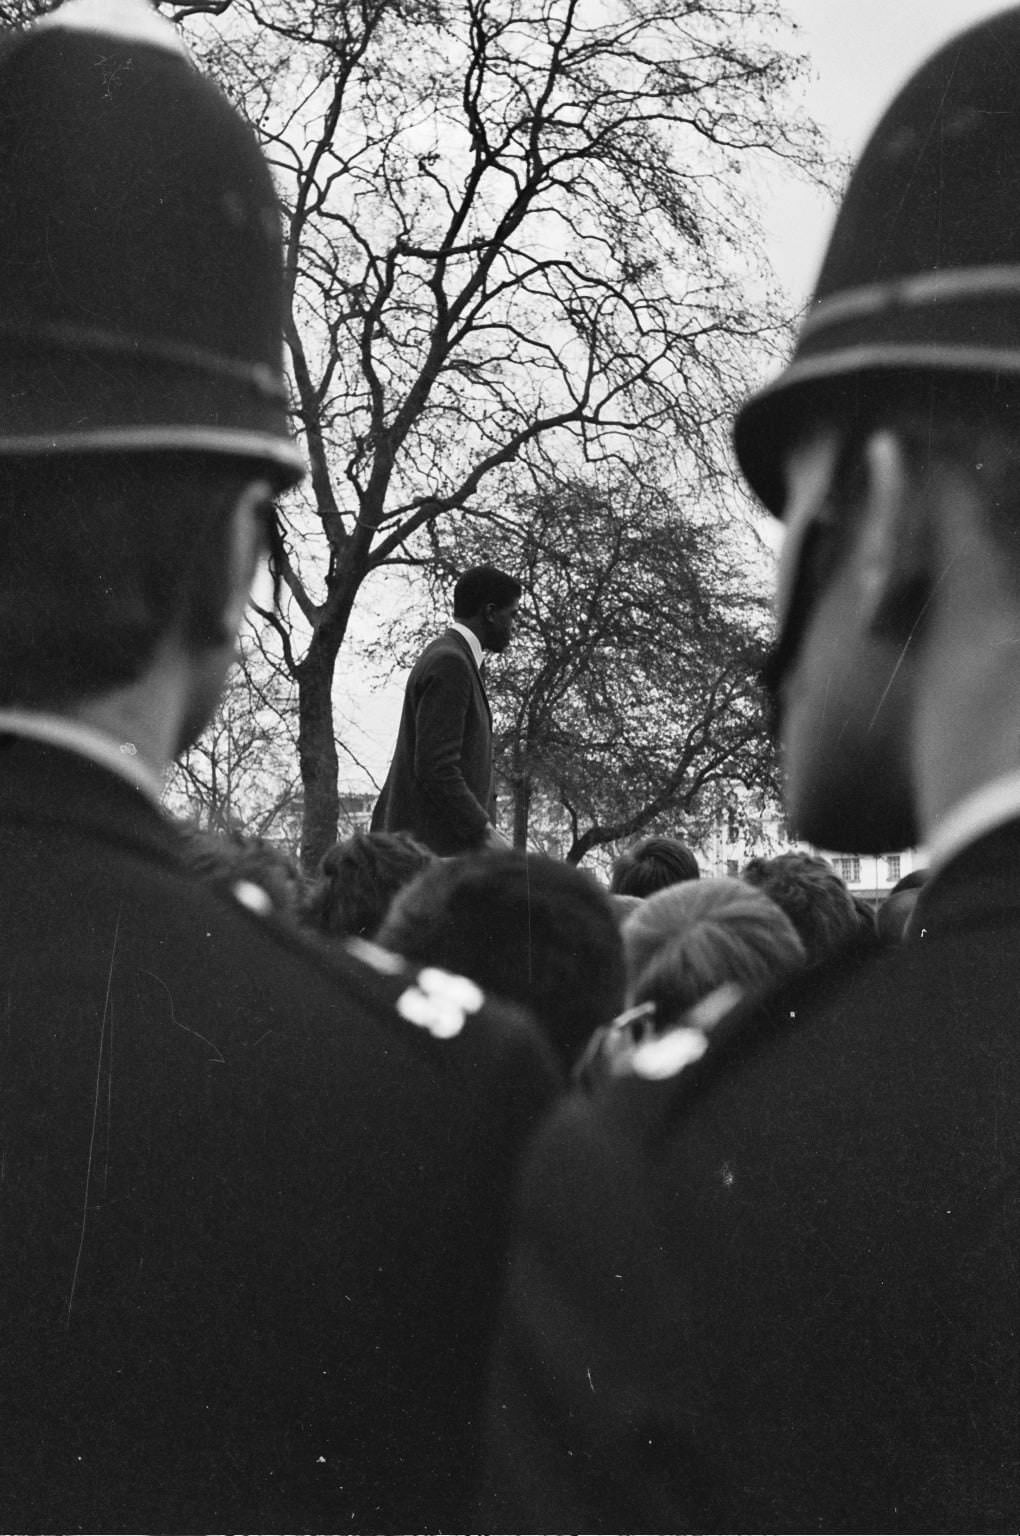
[0,736,557,1533]
[481,823,1020,1534]
[372,628,495,854]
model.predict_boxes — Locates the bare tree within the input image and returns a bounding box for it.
[163,635,304,847]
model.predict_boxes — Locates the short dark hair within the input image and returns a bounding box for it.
[301,831,435,942]
[876,868,928,945]
[377,849,625,1071]
[0,452,273,707]
[741,851,859,966]
[452,564,521,620]
[610,836,700,897]
[180,827,305,920]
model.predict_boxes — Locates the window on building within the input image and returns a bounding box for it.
[836,855,861,884]
[885,854,901,882]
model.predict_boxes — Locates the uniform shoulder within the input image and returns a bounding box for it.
[567,943,892,1149]
[139,836,551,1070]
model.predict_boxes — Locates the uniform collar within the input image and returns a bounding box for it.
[0,708,166,805]
[926,768,1020,874]
[449,621,484,671]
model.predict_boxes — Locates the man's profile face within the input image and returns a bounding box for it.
[771,429,917,854]
[483,597,520,654]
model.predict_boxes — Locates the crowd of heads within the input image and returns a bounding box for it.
[184,819,923,1080]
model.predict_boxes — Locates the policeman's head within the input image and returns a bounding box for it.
[0,0,302,753]
[735,8,1020,854]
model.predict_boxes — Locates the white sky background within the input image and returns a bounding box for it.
[336,1,1010,792]
[770,0,1009,301]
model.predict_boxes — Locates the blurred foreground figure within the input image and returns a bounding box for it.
[0,4,555,1529]
[482,13,1020,1532]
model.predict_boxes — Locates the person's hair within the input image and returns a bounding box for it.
[741,851,859,966]
[610,835,700,897]
[301,830,435,942]
[622,876,805,1024]
[377,849,625,1071]
[179,827,305,921]
[452,564,521,620]
[850,893,881,949]
[876,867,928,945]
[0,451,275,706]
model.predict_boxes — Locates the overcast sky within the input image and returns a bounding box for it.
[769,0,1008,301]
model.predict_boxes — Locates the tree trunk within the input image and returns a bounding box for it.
[296,641,342,872]
[293,553,371,872]
[511,770,532,849]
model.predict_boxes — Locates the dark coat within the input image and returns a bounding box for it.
[0,736,557,1533]
[481,822,1020,1534]
[372,628,495,855]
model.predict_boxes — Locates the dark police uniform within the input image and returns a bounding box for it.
[0,734,557,1531]
[482,848,1018,1530]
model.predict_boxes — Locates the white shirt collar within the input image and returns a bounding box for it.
[0,708,166,805]
[449,621,484,671]
[926,768,1020,873]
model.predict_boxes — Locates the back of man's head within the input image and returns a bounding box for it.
[0,0,302,717]
[303,831,435,942]
[742,852,859,967]
[876,867,928,945]
[610,835,700,897]
[0,453,270,709]
[622,876,805,1024]
[377,849,625,1071]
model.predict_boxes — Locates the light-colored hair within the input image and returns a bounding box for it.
[622,875,805,1024]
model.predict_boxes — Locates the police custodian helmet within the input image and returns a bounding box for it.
[0,0,304,487]
[735,7,1020,515]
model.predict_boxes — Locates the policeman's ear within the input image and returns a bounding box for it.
[854,429,931,642]
[220,478,274,643]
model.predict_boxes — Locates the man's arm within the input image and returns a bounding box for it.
[413,651,495,846]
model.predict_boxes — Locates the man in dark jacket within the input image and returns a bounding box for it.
[372,565,521,854]
[481,11,1020,1533]
[0,5,556,1531]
